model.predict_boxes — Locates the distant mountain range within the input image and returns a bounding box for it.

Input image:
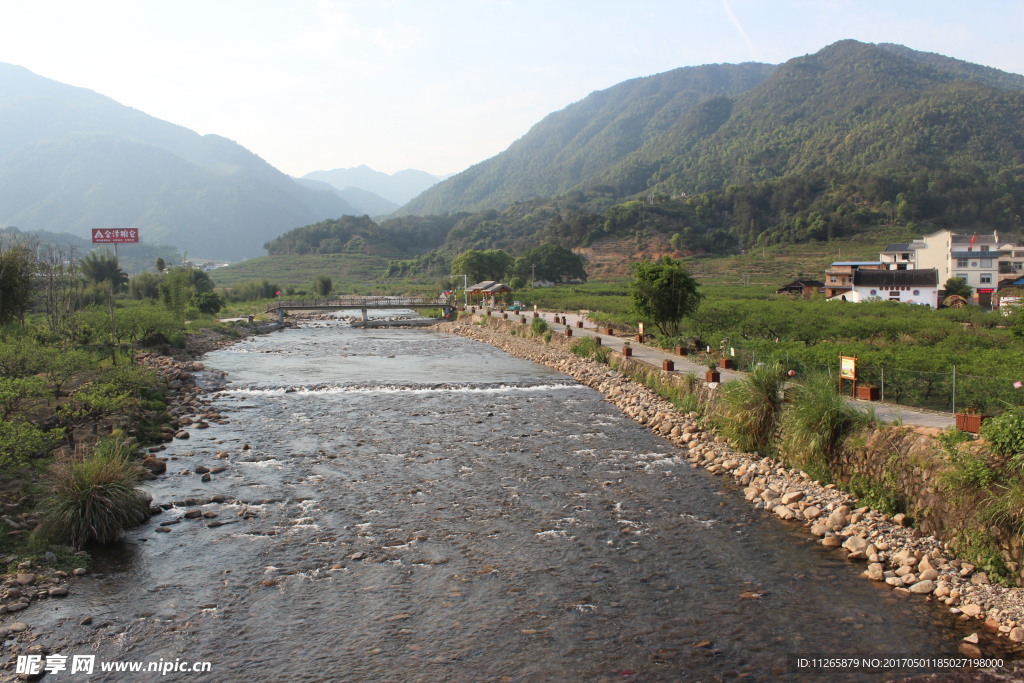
[302,166,444,210]
[4,39,1024,269]
[0,63,360,261]
[392,40,1024,264]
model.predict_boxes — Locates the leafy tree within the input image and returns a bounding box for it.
[450,249,513,283]
[628,256,702,337]
[313,274,333,297]
[515,244,588,284]
[160,267,214,314]
[943,277,973,298]
[80,251,128,289]
[0,236,37,325]
[189,291,224,316]
[129,272,163,300]
[154,257,166,272]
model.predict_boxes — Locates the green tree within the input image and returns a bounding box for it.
[943,277,973,298]
[80,251,128,289]
[628,256,703,337]
[189,291,224,316]
[450,249,513,283]
[517,244,588,284]
[0,237,37,325]
[313,274,333,297]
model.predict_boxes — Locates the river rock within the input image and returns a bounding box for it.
[773,505,796,520]
[842,536,869,554]
[15,573,35,586]
[142,457,167,475]
[48,585,69,597]
[961,604,984,618]
[781,491,804,505]
[866,563,885,581]
[909,580,936,594]
[826,506,850,529]
[822,535,842,549]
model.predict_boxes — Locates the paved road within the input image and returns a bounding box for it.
[478,307,955,431]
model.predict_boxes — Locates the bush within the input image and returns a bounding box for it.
[714,362,787,455]
[980,407,1024,466]
[530,318,549,336]
[36,435,150,548]
[778,373,873,480]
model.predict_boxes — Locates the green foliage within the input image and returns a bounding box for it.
[847,475,904,517]
[0,376,51,419]
[0,421,63,471]
[128,272,163,300]
[951,528,1014,586]
[778,373,873,478]
[313,274,333,297]
[160,266,214,314]
[510,244,588,284]
[629,256,702,337]
[221,279,281,302]
[36,435,150,548]
[530,318,549,336]
[189,291,224,316]
[937,428,999,494]
[0,236,37,325]
[981,408,1024,468]
[714,362,787,455]
[943,277,973,298]
[569,337,611,364]
[451,249,514,284]
[79,251,128,288]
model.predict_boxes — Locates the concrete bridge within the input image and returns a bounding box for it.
[264,296,456,324]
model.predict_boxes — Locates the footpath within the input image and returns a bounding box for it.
[478,307,955,431]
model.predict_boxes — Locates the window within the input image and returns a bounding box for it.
[957,258,969,268]
[981,274,992,284]
[956,273,967,280]
[830,275,837,283]
[981,259,993,268]
[888,291,901,300]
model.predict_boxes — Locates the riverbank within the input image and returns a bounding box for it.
[438,319,1024,660]
[0,321,282,669]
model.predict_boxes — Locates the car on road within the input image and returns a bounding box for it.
[509,301,525,312]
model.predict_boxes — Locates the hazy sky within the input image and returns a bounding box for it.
[1,1,1021,177]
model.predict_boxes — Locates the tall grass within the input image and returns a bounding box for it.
[36,434,150,548]
[777,373,874,481]
[714,362,788,455]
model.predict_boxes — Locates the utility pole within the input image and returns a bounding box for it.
[457,274,468,306]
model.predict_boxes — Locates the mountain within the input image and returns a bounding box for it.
[0,64,357,261]
[395,41,1024,259]
[293,177,399,216]
[302,166,443,206]
[395,62,776,216]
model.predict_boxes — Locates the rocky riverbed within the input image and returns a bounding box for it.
[442,320,1024,659]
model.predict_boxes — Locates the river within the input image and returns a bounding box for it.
[21,320,1002,681]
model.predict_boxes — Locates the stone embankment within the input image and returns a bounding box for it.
[442,320,1024,654]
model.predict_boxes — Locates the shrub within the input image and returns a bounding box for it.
[530,318,549,336]
[714,362,787,455]
[778,372,873,480]
[36,435,151,548]
[980,407,1024,466]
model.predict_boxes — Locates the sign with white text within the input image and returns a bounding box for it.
[91,228,139,244]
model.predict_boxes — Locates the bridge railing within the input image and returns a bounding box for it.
[265,297,452,312]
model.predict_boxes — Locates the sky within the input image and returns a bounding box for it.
[1,0,1021,178]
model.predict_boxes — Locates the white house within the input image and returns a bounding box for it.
[842,268,940,307]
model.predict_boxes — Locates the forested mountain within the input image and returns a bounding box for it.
[396,62,776,216]
[394,40,1024,260]
[0,64,356,261]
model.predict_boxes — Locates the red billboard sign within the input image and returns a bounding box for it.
[91,228,139,244]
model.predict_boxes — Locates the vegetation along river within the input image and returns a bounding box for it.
[25,319,1001,680]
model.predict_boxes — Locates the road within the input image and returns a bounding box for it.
[478,307,956,431]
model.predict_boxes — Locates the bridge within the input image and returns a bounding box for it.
[264,296,456,324]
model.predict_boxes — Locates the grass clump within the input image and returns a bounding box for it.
[569,337,611,364]
[777,372,874,482]
[714,362,787,455]
[530,318,549,336]
[36,434,151,548]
